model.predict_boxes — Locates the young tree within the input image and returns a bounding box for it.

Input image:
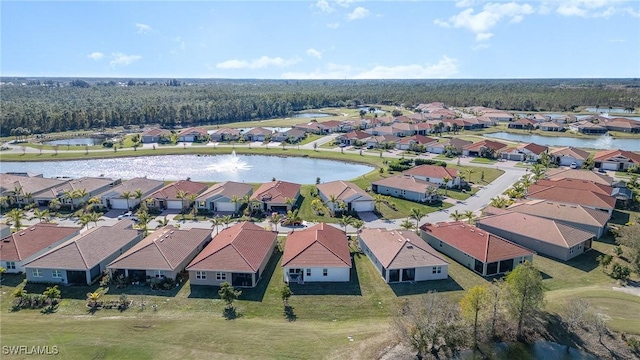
[43,285,61,309]
[269,213,283,232]
[596,254,613,272]
[218,282,241,309]
[442,176,452,196]
[460,285,490,348]
[400,218,415,231]
[210,216,223,235]
[409,208,425,230]
[503,261,545,339]
[449,210,464,221]
[6,208,25,231]
[464,210,476,224]
[281,284,293,306]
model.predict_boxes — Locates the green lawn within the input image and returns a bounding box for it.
[470,158,497,164]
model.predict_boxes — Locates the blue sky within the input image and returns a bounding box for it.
[2,0,639,79]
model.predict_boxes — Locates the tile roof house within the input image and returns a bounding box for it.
[316,180,374,213]
[539,122,564,132]
[550,147,591,167]
[23,220,142,285]
[272,128,307,142]
[359,228,449,283]
[0,223,80,273]
[394,135,438,150]
[569,121,608,135]
[527,185,616,214]
[178,127,209,142]
[372,175,439,203]
[426,138,472,155]
[0,174,68,207]
[250,180,301,213]
[531,178,612,196]
[508,118,539,129]
[242,127,273,142]
[593,149,640,171]
[100,177,165,210]
[282,223,351,283]
[420,222,534,276]
[32,176,121,208]
[403,164,459,188]
[210,128,241,142]
[497,199,610,238]
[476,212,595,261]
[603,118,640,133]
[147,180,209,211]
[501,143,548,162]
[141,128,171,143]
[196,181,254,213]
[186,222,277,288]
[462,140,508,158]
[108,226,211,282]
[336,130,372,145]
[544,168,613,186]
[366,135,401,149]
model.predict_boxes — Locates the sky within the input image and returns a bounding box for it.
[1,0,639,79]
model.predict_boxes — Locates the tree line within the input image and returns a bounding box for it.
[1,78,638,137]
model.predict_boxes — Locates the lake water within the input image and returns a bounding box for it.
[458,341,598,360]
[585,107,628,113]
[293,113,331,118]
[0,154,374,183]
[485,132,640,150]
[43,138,105,146]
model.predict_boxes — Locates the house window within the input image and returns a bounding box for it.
[432,266,442,274]
[323,269,328,277]
[569,247,574,254]
[196,271,206,280]
[216,272,226,281]
[154,270,165,278]
[306,269,311,277]
[52,269,63,278]
[32,269,42,277]
[6,261,15,270]
[439,241,443,247]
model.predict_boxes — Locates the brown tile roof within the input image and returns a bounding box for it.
[251,180,300,204]
[539,121,563,128]
[342,130,371,140]
[593,149,640,164]
[359,228,448,269]
[549,146,590,161]
[316,180,373,202]
[23,220,140,270]
[403,164,458,179]
[463,140,508,152]
[396,135,438,146]
[244,127,273,136]
[187,222,276,272]
[518,142,548,155]
[34,177,118,199]
[0,174,68,196]
[196,181,253,202]
[372,175,438,194]
[148,180,209,200]
[320,120,343,128]
[0,223,80,262]
[527,186,616,210]
[533,179,612,196]
[282,223,351,268]
[476,213,595,248]
[178,127,208,136]
[108,226,211,271]
[507,199,610,227]
[142,128,171,136]
[421,222,534,263]
[101,178,165,198]
[544,168,613,186]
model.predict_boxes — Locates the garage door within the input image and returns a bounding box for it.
[216,202,236,212]
[111,199,129,210]
[167,201,183,210]
[352,201,374,212]
[602,162,618,171]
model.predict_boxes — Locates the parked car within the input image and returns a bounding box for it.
[598,168,607,173]
[118,211,139,221]
[570,162,578,169]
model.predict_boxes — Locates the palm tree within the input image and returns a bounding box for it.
[426,186,438,204]
[74,188,89,208]
[157,216,170,229]
[338,215,353,234]
[210,216,223,235]
[63,190,76,210]
[31,209,50,222]
[221,215,233,229]
[400,218,415,230]
[187,193,198,219]
[87,196,102,212]
[230,195,241,214]
[465,168,476,184]
[78,214,92,229]
[10,186,23,208]
[175,190,189,211]
[284,209,302,231]
[458,173,466,190]
[48,198,62,215]
[328,194,338,214]
[450,210,464,221]
[442,176,452,196]
[121,191,133,210]
[88,211,104,228]
[531,165,545,181]
[337,200,347,214]
[519,174,533,196]
[409,208,425,230]
[6,208,25,231]
[269,213,283,232]
[373,194,386,214]
[351,219,365,233]
[489,196,511,209]
[464,210,476,224]
[133,189,143,207]
[0,195,10,210]
[285,197,296,210]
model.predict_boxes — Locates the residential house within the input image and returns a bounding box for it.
[426,138,472,155]
[366,135,401,149]
[146,180,209,211]
[462,140,508,158]
[395,135,438,151]
[100,178,164,210]
[391,123,417,137]
[603,118,640,133]
[0,223,80,273]
[420,222,534,276]
[569,121,608,135]
[319,120,343,133]
[250,180,301,213]
[550,146,591,167]
[483,111,514,122]
[359,228,448,283]
[210,128,241,142]
[539,122,564,132]
[476,213,594,261]
[293,122,323,134]
[178,127,209,142]
[242,127,272,142]
[500,143,548,162]
[508,118,538,130]
[23,220,142,285]
[403,164,459,188]
[336,130,371,146]
[544,168,613,186]
[593,149,640,171]
[530,178,613,197]
[526,186,616,215]
[141,128,171,143]
[186,222,277,288]
[282,223,351,283]
[371,175,439,203]
[0,174,68,207]
[32,176,120,208]
[196,181,254,213]
[108,226,211,282]
[272,128,306,143]
[316,180,374,213]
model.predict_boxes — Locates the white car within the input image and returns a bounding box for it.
[118,211,139,221]
[569,162,578,169]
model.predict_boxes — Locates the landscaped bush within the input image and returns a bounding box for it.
[414,159,447,167]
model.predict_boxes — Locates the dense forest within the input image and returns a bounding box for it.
[1,78,638,137]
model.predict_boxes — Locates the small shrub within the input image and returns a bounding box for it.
[627,337,640,354]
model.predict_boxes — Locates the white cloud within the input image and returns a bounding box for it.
[335,0,361,7]
[435,2,534,35]
[476,32,494,41]
[216,56,300,69]
[282,56,460,79]
[306,48,323,59]
[109,53,142,67]
[555,0,639,18]
[87,52,104,60]
[327,22,340,29]
[135,23,152,34]
[347,6,370,20]
[472,43,490,51]
[609,39,625,43]
[315,0,334,13]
